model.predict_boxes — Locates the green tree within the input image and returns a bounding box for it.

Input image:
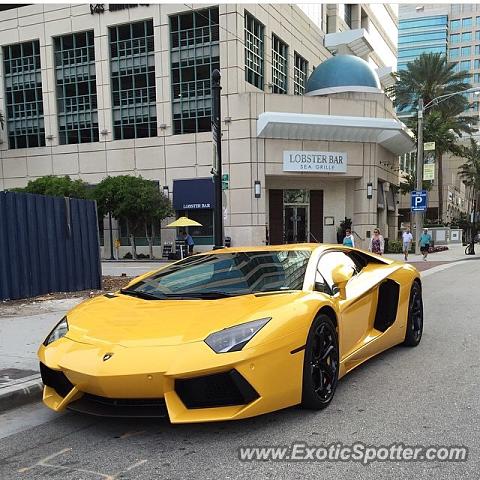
[399,173,433,196]
[392,53,472,112]
[15,175,90,199]
[94,175,173,259]
[391,53,474,223]
[458,138,480,240]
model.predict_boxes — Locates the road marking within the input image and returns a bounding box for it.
[17,447,147,479]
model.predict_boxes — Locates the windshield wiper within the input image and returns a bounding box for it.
[120,289,165,300]
[162,291,249,299]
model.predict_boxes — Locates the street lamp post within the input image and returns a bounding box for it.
[415,98,424,255]
[414,87,480,255]
[211,69,224,249]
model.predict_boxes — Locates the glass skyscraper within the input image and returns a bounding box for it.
[397,14,448,71]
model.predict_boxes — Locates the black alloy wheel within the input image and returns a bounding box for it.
[301,315,339,410]
[403,281,423,347]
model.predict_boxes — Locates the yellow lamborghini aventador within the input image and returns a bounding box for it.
[38,244,423,423]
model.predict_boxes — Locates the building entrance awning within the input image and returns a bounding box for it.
[257,112,415,155]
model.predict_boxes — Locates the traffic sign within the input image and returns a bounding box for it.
[222,173,229,190]
[411,190,428,212]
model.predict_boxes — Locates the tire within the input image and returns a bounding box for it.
[403,281,423,347]
[301,315,339,410]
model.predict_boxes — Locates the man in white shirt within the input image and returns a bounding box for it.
[402,228,413,261]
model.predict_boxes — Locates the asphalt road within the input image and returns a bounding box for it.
[1,260,479,479]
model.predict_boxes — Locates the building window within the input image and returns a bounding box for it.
[450,48,459,58]
[461,60,471,71]
[54,31,99,144]
[462,31,472,42]
[474,73,480,83]
[170,7,219,135]
[244,11,264,90]
[109,20,157,140]
[450,19,461,30]
[463,17,473,28]
[475,59,480,69]
[344,4,353,29]
[461,46,471,57]
[3,40,45,149]
[293,52,308,95]
[450,34,460,43]
[476,31,480,41]
[272,34,288,94]
[177,209,213,239]
[476,45,480,55]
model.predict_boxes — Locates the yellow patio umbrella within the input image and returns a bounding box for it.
[166,216,202,228]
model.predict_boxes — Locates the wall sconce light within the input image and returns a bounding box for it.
[159,123,167,130]
[367,182,373,199]
[46,134,54,140]
[100,129,109,136]
[162,185,169,197]
[224,116,232,124]
[254,180,261,198]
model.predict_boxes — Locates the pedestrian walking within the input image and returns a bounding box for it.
[342,229,355,248]
[181,230,195,256]
[419,228,432,261]
[369,228,384,255]
[402,228,413,261]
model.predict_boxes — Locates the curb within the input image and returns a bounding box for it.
[0,374,43,413]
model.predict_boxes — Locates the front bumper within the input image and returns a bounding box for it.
[38,333,305,423]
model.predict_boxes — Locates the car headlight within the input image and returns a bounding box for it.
[43,317,69,346]
[204,318,271,353]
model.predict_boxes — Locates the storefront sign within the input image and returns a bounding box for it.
[283,151,347,173]
[173,178,215,211]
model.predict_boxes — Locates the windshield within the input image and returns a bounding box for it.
[122,250,311,299]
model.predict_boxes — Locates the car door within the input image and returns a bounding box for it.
[315,251,377,361]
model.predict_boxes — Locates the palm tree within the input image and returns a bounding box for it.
[459,138,480,240]
[393,53,472,113]
[391,53,475,222]
[421,107,474,221]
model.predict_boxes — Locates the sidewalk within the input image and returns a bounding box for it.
[0,298,83,412]
[384,242,471,264]
[0,243,476,414]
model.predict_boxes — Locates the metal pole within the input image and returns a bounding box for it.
[108,211,115,260]
[212,69,224,248]
[415,98,424,255]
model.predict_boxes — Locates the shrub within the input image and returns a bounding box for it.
[386,240,403,253]
[429,245,448,253]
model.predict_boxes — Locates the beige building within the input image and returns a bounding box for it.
[0,3,412,256]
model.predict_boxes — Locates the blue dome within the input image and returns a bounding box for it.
[305,55,381,96]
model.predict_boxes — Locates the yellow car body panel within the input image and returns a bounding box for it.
[38,244,420,423]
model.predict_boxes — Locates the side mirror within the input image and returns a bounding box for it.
[331,265,353,300]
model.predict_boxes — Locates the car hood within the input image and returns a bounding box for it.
[65,291,306,347]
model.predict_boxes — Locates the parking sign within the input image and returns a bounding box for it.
[411,190,428,212]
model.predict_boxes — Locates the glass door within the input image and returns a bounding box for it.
[284,205,309,243]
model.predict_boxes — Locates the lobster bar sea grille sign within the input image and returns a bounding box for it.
[283,151,347,173]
